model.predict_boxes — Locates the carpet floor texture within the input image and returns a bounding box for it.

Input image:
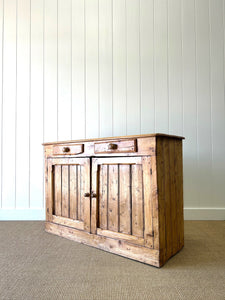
[0,221,224,300]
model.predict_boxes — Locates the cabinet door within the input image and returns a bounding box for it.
[91,157,154,248]
[47,157,91,232]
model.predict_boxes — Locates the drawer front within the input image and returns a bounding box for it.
[94,139,137,154]
[53,144,84,156]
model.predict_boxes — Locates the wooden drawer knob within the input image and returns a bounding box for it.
[63,147,70,153]
[108,143,117,150]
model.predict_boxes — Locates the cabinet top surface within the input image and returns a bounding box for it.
[42,133,184,146]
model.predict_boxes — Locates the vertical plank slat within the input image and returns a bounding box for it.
[169,140,177,253]
[142,157,153,248]
[126,0,140,135]
[132,165,144,238]
[58,0,72,140]
[71,0,85,139]
[156,137,166,264]
[44,0,57,142]
[99,0,113,137]
[62,165,69,218]
[99,165,108,229]
[154,0,168,133]
[91,160,98,234]
[30,0,44,208]
[168,0,182,135]
[16,0,30,208]
[175,140,184,248]
[2,0,17,208]
[196,0,213,208]
[80,166,84,221]
[85,0,99,138]
[83,159,91,232]
[69,165,77,220]
[54,165,62,216]
[108,165,119,232]
[140,0,154,133]
[163,138,172,259]
[77,165,81,220]
[182,0,198,209]
[112,0,126,136]
[119,165,131,234]
[150,152,159,250]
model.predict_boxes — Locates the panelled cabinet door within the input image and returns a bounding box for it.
[47,158,91,232]
[91,157,154,248]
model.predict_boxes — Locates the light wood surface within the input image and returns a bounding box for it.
[44,134,184,267]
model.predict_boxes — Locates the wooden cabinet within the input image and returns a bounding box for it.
[43,134,184,267]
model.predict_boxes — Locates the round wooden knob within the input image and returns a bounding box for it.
[108,143,117,150]
[91,192,97,198]
[63,147,70,153]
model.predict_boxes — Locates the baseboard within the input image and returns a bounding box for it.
[184,208,225,220]
[0,209,45,220]
[0,208,224,221]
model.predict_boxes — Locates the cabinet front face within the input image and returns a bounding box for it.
[91,157,154,248]
[47,157,91,232]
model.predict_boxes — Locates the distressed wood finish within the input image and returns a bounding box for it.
[44,134,184,267]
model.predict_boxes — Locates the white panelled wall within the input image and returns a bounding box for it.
[0,0,224,220]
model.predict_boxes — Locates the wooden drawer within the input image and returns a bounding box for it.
[94,139,137,154]
[53,144,84,155]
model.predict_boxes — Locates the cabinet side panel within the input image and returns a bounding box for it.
[157,137,184,264]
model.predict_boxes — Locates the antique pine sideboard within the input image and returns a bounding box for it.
[43,133,184,267]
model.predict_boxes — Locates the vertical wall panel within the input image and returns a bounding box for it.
[85,0,99,138]
[140,0,154,134]
[44,0,57,142]
[99,0,113,137]
[16,0,30,208]
[71,0,85,139]
[58,0,71,141]
[30,0,43,208]
[112,0,126,136]
[182,0,198,208]
[2,0,17,208]
[154,0,169,133]
[209,0,225,208]
[0,0,3,208]
[0,0,225,219]
[195,0,213,208]
[168,0,183,135]
[127,0,141,135]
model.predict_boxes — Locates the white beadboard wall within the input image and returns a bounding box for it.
[0,0,224,220]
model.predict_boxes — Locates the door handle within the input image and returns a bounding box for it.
[84,191,97,198]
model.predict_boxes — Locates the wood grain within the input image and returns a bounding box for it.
[61,165,69,218]
[131,164,144,238]
[108,165,119,232]
[44,135,184,267]
[69,165,77,220]
[119,165,131,234]
[54,165,62,216]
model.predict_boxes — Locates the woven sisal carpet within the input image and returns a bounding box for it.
[0,221,224,300]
